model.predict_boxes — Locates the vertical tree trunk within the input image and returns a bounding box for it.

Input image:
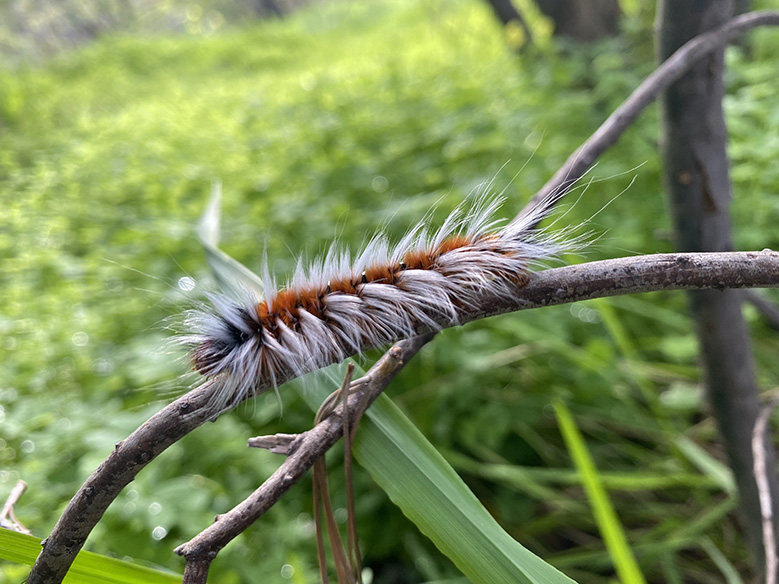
[657,0,778,577]
[734,0,751,16]
[250,0,284,18]
[482,0,533,48]
[534,0,621,41]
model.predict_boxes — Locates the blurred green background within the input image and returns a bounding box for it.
[1,0,778,582]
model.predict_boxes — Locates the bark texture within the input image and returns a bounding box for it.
[657,0,778,575]
[535,0,621,41]
[482,0,533,47]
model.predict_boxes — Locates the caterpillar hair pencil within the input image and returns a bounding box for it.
[181,188,577,414]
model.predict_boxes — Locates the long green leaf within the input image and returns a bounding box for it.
[301,382,577,584]
[200,199,578,584]
[674,435,735,495]
[198,181,265,296]
[0,529,181,584]
[444,450,721,492]
[553,400,646,584]
[698,537,743,584]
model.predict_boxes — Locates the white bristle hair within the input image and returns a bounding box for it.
[180,187,582,415]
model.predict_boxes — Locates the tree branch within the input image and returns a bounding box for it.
[175,250,779,580]
[175,334,433,583]
[27,10,779,582]
[173,251,779,580]
[516,10,779,222]
[28,250,779,583]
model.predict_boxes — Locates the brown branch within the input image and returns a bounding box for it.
[173,251,779,580]
[180,250,779,580]
[516,10,779,222]
[27,250,779,583]
[27,11,779,581]
[753,399,779,584]
[176,336,431,583]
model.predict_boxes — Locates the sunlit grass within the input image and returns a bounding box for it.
[1,0,777,582]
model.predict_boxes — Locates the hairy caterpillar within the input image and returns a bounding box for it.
[182,190,576,414]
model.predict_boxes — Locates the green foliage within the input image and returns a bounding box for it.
[1,1,778,583]
[0,528,182,583]
[302,376,577,584]
[553,400,646,584]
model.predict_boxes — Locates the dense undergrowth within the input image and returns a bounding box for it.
[1,1,778,582]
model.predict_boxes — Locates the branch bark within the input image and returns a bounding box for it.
[516,9,779,224]
[178,250,779,579]
[27,11,779,583]
[658,1,779,575]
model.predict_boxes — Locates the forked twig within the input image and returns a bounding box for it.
[26,11,779,582]
[312,363,358,584]
[1,480,32,535]
[177,335,434,583]
[177,250,779,581]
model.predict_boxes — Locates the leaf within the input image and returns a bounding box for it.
[698,537,743,584]
[199,200,579,583]
[0,529,181,584]
[674,435,736,495]
[553,399,647,584]
[298,372,577,584]
[198,181,265,297]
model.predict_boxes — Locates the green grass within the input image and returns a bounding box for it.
[0,529,182,584]
[1,1,778,583]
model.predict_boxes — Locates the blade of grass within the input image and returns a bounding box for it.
[198,181,265,296]
[699,537,744,584]
[298,376,578,584]
[550,536,697,570]
[674,435,736,495]
[0,529,181,584]
[444,449,722,492]
[201,200,579,584]
[660,551,684,584]
[553,399,647,584]
[592,299,667,422]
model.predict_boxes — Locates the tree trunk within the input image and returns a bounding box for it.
[534,0,621,41]
[482,0,533,48]
[657,0,778,577]
[249,0,284,18]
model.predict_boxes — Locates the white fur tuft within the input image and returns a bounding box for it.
[182,191,581,415]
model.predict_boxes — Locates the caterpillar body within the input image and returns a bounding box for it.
[183,192,573,414]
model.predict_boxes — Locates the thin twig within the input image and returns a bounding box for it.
[313,364,356,584]
[516,10,779,223]
[313,460,329,584]
[0,480,32,535]
[247,433,300,455]
[343,377,367,584]
[27,13,779,582]
[753,399,779,584]
[176,335,432,582]
[27,249,779,583]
